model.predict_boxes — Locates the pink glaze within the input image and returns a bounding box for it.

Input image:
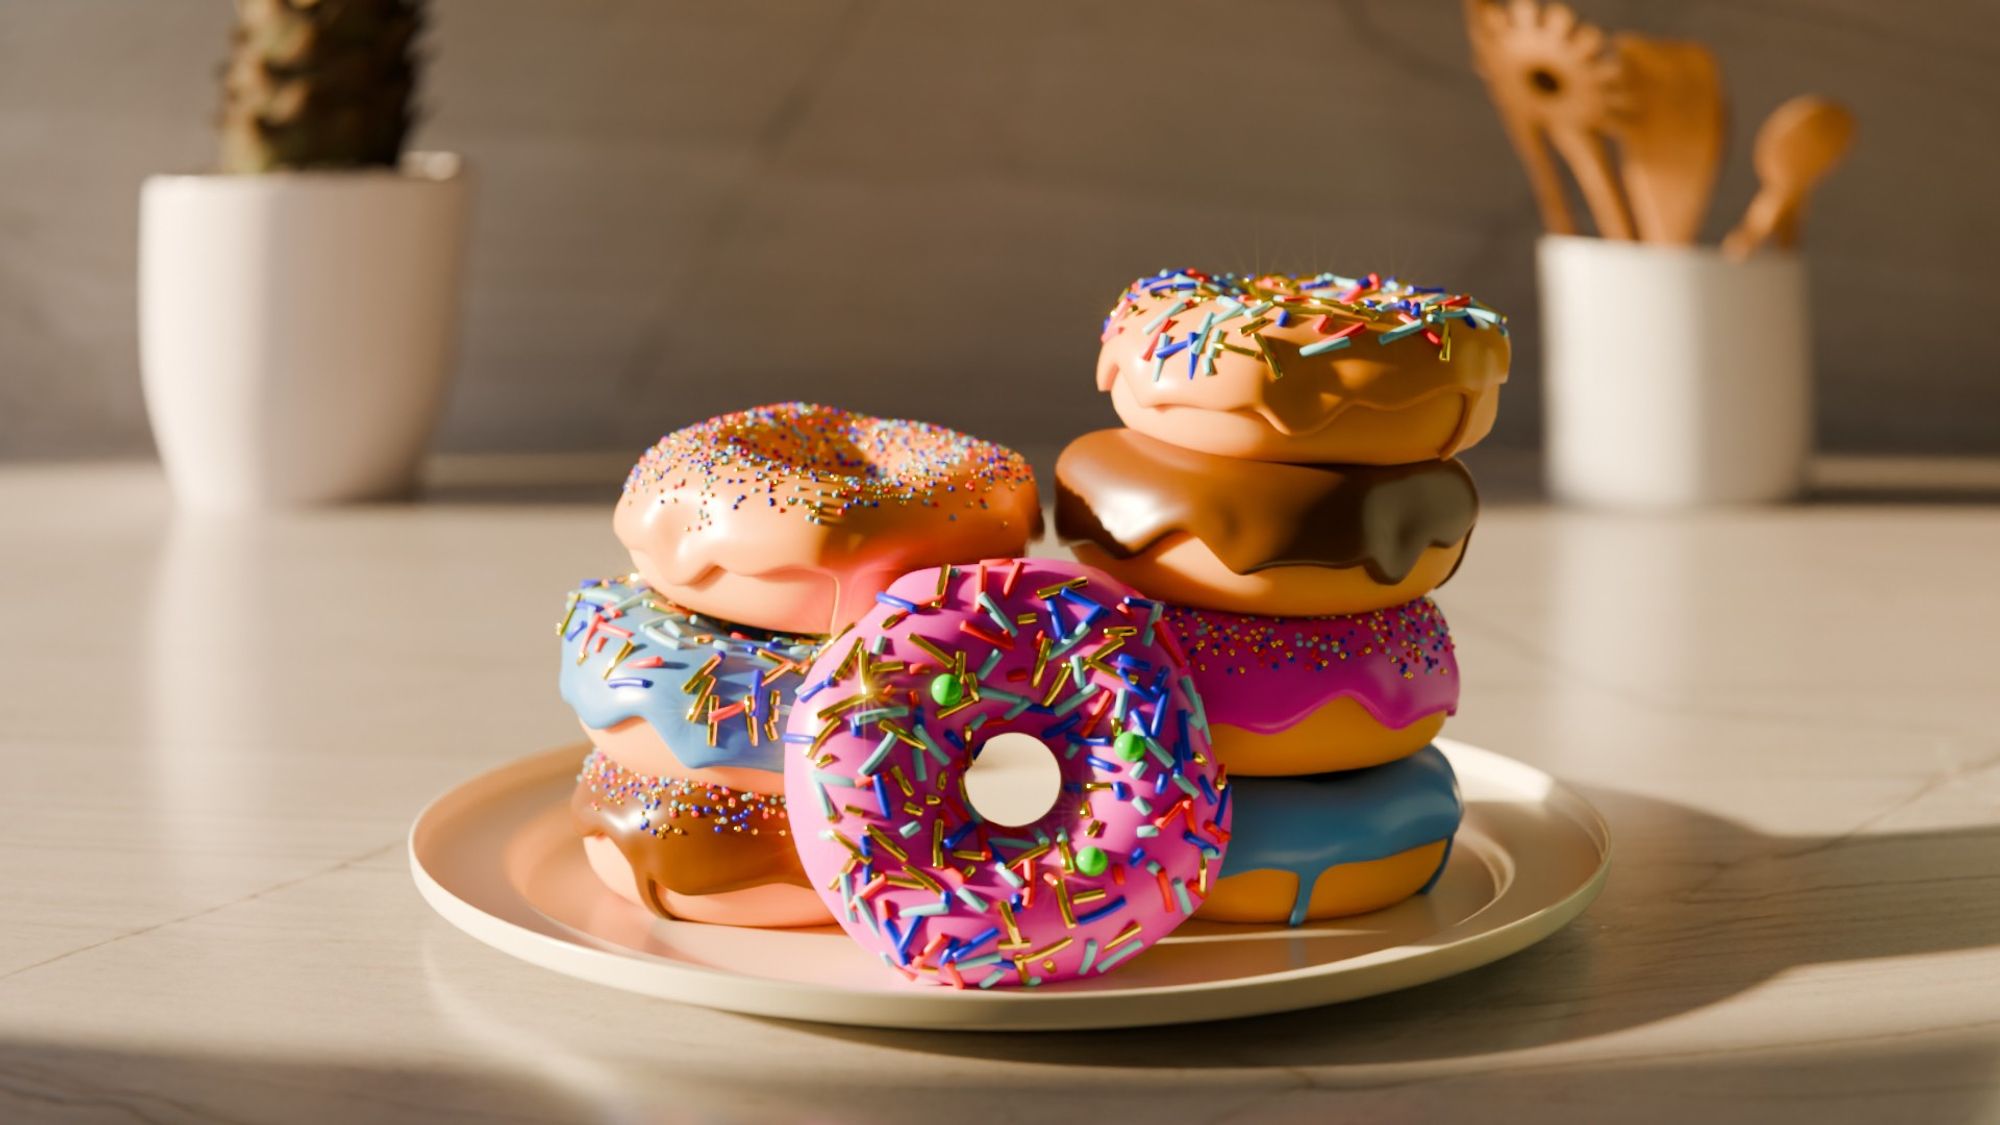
[783,560,1230,987]
[1164,598,1458,734]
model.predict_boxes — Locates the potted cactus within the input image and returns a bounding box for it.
[141,0,468,510]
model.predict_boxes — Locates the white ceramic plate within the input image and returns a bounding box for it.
[410,738,1609,1031]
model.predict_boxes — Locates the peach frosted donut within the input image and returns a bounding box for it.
[614,403,1043,635]
[561,576,830,927]
[1097,269,1509,465]
[1201,745,1463,927]
[1168,599,1459,777]
[783,560,1230,987]
[1055,428,1478,617]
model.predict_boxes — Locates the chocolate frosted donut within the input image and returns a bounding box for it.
[1055,428,1477,616]
[1097,269,1509,465]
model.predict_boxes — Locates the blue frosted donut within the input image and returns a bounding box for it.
[1202,745,1462,926]
[558,576,823,773]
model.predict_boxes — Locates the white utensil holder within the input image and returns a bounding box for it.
[1538,235,1812,507]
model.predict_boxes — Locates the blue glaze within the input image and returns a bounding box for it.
[557,578,822,773]
[1219,745,1463,926]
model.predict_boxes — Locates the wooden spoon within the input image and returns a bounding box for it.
[1723,96,1856,260]
[1611,35,1725,244]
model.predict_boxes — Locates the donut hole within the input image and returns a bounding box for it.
[965,732,1063,827]
[1528,68,1562,95]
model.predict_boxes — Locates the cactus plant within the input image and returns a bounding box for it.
[218,0,424,173]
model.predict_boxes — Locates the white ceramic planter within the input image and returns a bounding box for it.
[140,152,469,510]
[1538,235,1813,508]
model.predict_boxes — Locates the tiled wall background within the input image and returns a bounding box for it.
[4,1,1996,460]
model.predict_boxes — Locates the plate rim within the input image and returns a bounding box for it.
[409,738,1611,1031]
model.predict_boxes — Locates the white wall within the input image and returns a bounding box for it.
[3,0,1996,459]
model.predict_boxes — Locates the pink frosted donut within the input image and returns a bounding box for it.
[783,560,1230,987]
[1165,598,1458,776]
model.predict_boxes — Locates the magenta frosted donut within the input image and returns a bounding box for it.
[1165,598,1458,775]
[782,559,1230,987]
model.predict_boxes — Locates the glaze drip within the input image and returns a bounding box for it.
[1095,270,1509,457]
[1218,745,1464,925]
[1167,599,1458,734]
[1054,428,1478,583]
[570,748,809,918]
[558,577,822,773]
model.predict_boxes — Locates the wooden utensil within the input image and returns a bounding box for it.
[1611,35,1726,245]
[1543,110,1636,242]
[1464,0,1635,240]
[1464,0,1576,235]
[1723,96,1855,260]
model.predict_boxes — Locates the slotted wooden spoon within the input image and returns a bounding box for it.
[1465,0,1635,240]
[1611,35,1725,244]
[1723,96,1856,259]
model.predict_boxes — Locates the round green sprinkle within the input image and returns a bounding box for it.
[1076,846,1109,876]
[1114,730,1147,761]
[929,673,964,707]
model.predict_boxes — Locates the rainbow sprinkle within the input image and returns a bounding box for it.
[1101,269,1506,382]
[621,402,1037,531]
[785,562,1230,986]
[557,576,825,771]
[575,748,791,839]
[1170,600,1456,683]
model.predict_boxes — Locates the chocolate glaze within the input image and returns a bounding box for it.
[570,757,810,919]
[1054,429,1478,583]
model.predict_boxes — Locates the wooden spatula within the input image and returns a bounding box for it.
[1611,35,1725,244]
[1723,96,1856,259]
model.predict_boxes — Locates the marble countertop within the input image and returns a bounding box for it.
[2,455,1996,1124]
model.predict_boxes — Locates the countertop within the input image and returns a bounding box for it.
[2,454,1997,1124]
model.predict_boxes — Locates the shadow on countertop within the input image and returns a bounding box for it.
[775,784,2000,1073]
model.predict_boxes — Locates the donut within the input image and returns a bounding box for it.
[614,403,1043,635]
[1097,269,1509,465]
[1055,427,1478,616]
[1200,745,1463,926]
[560,577,831,927]
[782,560,1230,987]
[1167,599,1458,776]
[571,749,823,926]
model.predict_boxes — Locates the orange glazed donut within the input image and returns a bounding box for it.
[1097,269,1509,465]
[1055,428,1478,617]
[614,403,1043,635]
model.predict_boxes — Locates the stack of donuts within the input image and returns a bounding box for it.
[557,403,1043,929]
[1057,268,1511,926]
[546,267,1510,987]
[558,401,1242,988]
